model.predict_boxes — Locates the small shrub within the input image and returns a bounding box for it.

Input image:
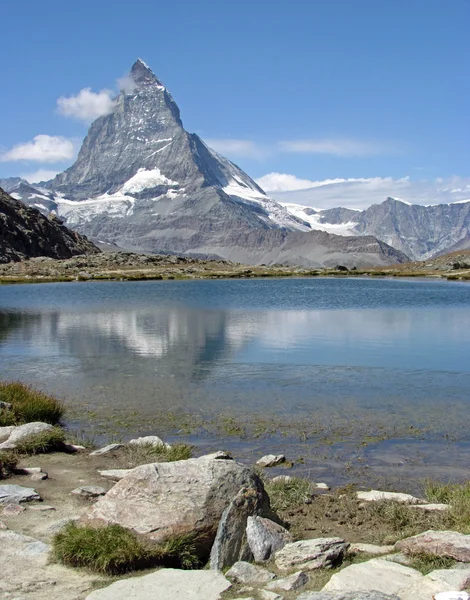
[425,479,470,532]
[0,407,16,426]
[15,427,66,454]
[0,451,17,479]
[264,476,316,513]
[52,523,200,575]
[409,552,456,574]
[121,442,193,468]
[0,382,65,425]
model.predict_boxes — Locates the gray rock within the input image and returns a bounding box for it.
[21,467,42,474]
[89,443,124,455]
[210,486,268,569]
[31,472,48,481]
[271,475,293,483]
[127,435,168,447]
[98,468,133,480]
[322,558,423,594]
[382,552,413,566]
[409,503,449,511]
[0,425,16,441]
[225,561,275,585]
[0,401,12,410]
[29,504,56,511]
[349,543,395,556]
[398,568,470,600]
[314,483,330,490]
[396,530,470,561]
[246,515,292,561]
[297,593,400,600]
[82,455,270,556]
[84,568,232,600]
[46,516,80,534]
[0,484,41,504]
[275,538,349,571]
[259,590,284,600]
[265,571,308,591]
[0,422,55,450]
[0,530,108,599]
[256,454,286,468]
[356,490,426,504]
[3,503,26,515]
[71,485,107,498]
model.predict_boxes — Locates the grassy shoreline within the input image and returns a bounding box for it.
[1,249,469,285]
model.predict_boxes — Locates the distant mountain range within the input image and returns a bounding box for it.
[5,59,467,265]
[278,197,470,259]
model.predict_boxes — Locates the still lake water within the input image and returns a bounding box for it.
[1,277,470,488]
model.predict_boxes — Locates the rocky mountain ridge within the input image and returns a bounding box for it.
[280,197,470,260]
[5,59,407,269]
[0,187,99,263]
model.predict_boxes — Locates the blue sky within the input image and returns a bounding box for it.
[1,0,469,204]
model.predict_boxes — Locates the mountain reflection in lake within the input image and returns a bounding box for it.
[1,278,470,489]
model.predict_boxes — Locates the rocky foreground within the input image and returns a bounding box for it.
[1,422,470,600]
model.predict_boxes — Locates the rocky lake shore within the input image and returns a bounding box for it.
[2,385,470,600]
[0,248,469,285]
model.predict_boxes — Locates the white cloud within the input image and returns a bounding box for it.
[21,169,61,184]
[256,173,317,191]
[0,135,75,163]
[278,138,395,157]
[57,88,116,122]
[204,137,399,161]
[257,173,376,192]
[266,175,470,210]
[117,74,137,94]
[204,138,268,160]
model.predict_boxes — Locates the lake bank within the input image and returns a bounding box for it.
[1,249,470,284]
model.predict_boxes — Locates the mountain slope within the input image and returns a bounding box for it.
[280,197,470,260]
[0,187,99,263]
[9,59,407,268]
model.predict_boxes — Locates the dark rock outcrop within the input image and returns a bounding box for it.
[0,187,100,263]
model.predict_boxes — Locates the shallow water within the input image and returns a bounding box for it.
[1,277,470,490]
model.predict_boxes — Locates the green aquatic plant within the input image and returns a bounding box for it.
[0,381,65,425]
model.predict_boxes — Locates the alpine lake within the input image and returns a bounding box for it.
[1,276,470,493]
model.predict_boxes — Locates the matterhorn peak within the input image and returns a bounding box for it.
[130,58,164,88]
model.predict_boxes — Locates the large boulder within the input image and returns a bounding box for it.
[322,559,423,594]
[246,516,292,561]
[297,593,400,600]
[85,568,231,600]
[396,530,470,561]
[210,486,269,569]
[0,484,41,504]
[0,422,55,450]
[82,454,270,555]
[274,538,349,571]
[0,530,98,599]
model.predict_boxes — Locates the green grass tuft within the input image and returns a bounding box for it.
[0,451,17,479]
[14,427,66,454]
[425,479,470,532]
[408,552,456,574]
[264,476,316,513]
[52,523,200,575]
[121,442,193,468]
[0,382,65,425]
